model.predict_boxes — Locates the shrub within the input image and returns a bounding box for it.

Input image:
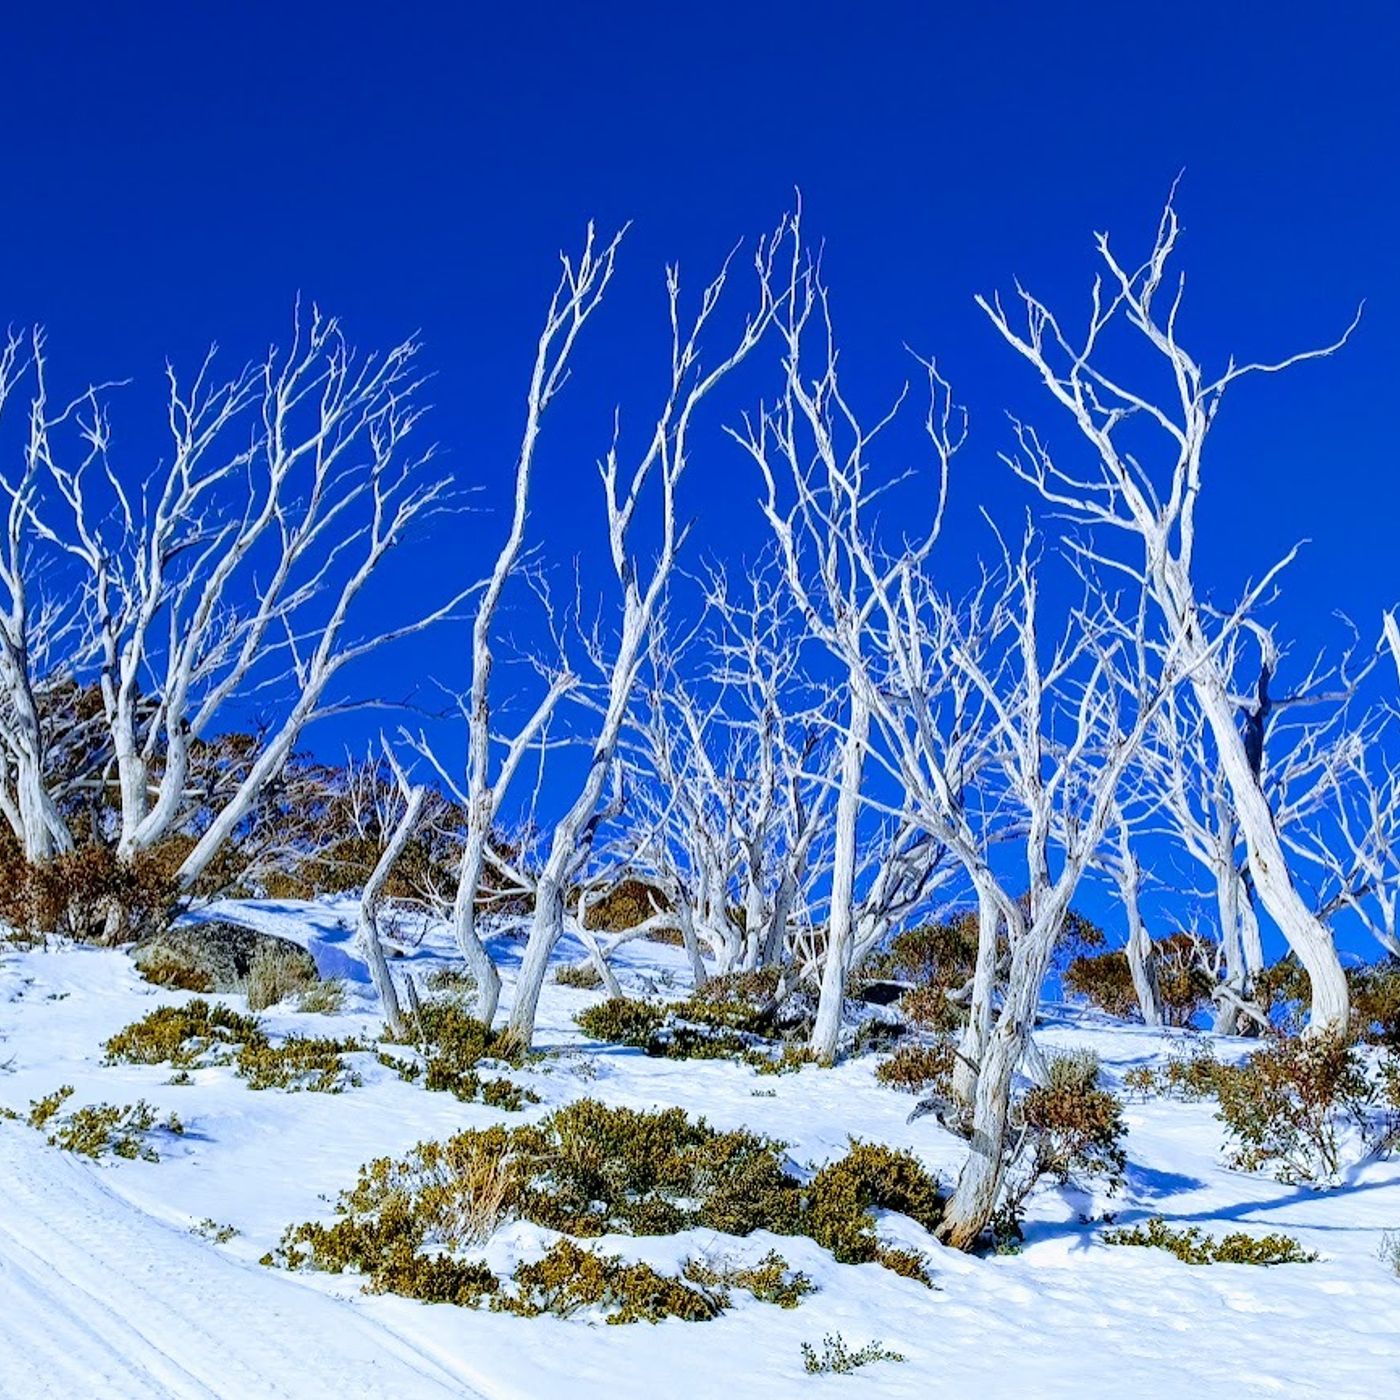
[496,1239,721,1324]
[898,982,962,1034]
[582,878,669,932]
[236,1035,365,1092]
[272,1102,943,1302]
[806,1140,944,1265]
[682,1249,816,1308]
[1064,935,1211,1027]
[29,1088,184,1161]
[381,996,537,1110]
[192,1218,240,1244]
[875,1040,955,1095]
[1123,1043,1224,1102]
[1103,1215,1317,1265]
[1213,1034,1381,1184]
[297,979,346,1014]
[104,1000,264,1067]
[801,1334,906,1375]
[574,996,668,1047]
[679,970,783,1035]
[553,962,603,990]
[0,843,179,945]
[137,947,215,993]
[104,999,362,1092]
[425,966,477,997]
[245,943,319,1011]
[996,1052,1126,1237]
[575,981,798,1064]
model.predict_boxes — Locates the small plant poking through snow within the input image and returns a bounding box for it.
[192,1218,240,1244]
[27,1087,184,1161]
[1103,1216,1317,1266]
[800,1333,906,1375]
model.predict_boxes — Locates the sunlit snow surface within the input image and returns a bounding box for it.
[2,899,1399,1398]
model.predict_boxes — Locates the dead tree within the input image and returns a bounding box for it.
[979,194,1359,1033]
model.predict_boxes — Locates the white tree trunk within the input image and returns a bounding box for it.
[809,691,870,1063]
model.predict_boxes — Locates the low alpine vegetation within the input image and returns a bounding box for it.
[103,1000,365,1093]
[800,1333,907,1375]
[1103,1215,1318,1266]
[26,1086,184,1161]
[270,1100,942,1309]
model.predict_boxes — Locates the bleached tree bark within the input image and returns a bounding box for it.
[355,747,427,1040]
[935,541,1169,1249]
[736,208,964,1062]
[979,195,1357,1034]
[9,309,457,889]
[501,217,790,1051]
[414,227,621,1026]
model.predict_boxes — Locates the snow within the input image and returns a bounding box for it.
[3,900,1400,1399]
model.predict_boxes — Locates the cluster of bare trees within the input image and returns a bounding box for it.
[4,196,1394,1249]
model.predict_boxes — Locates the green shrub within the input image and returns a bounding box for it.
[1122,1043,1223,1102]
[875,1040,955,1095]
[1213,1034,1379,1184]
[192,1218,240,1244]
[496,1239,720,1324]
[682,1249,816,1308]
[271,1101,943,1304]
[236,1034,365,1092]
[574,996,668,1047]
[297,979,346,1015]
[104,999,361,1093]
[1103,1215,1317,1265]
[26,1085,74,1129]
[104,1000,264,1067]
[33,1090,183,1161]
[381,997,537,1110]
[554,962,604,990]
[801,1333,906,1375]
[807,1140,944,1264]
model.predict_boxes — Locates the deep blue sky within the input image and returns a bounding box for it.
[4,3,1397,942]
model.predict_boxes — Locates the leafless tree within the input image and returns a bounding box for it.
[979,194,1360,1033]
[501,215,792,1050]
[2,311,457,893]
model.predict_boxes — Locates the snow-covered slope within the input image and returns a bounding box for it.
[2,901,1399,1399]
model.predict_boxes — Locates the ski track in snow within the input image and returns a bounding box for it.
[0,1122,473,1399]
[3,899,1400,1398]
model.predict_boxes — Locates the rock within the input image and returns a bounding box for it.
[853,979,908,1007]
[132,920,318,993]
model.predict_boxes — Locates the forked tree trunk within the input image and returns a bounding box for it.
[939,911,1063,1249]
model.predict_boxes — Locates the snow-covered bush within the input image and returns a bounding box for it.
[379,996,538,1110]
[21,1085,183,1160]
[1103,1215,1316,1266]
[875,1039,956,1095]
[800,1334,906,1375]
[271,1101,944,1306]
